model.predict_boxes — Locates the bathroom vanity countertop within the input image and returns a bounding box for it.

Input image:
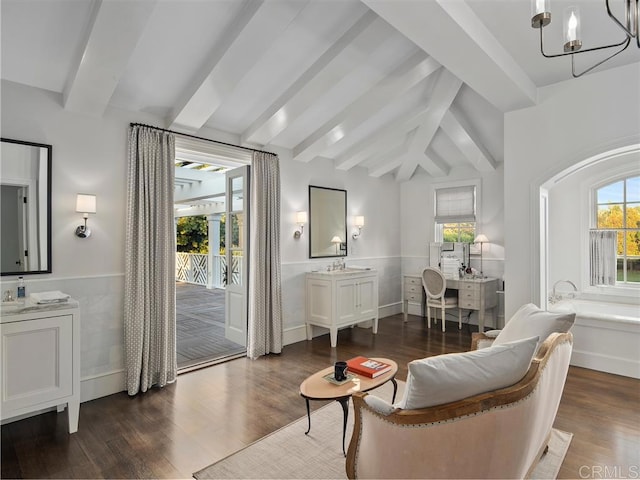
[0,298,79,319]
[308,267,376,276]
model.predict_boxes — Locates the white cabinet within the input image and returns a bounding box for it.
[306,270,378,347]
[0,300,80,433]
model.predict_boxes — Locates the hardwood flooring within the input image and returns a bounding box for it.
[2,314,638,479]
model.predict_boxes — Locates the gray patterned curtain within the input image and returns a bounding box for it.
[124,125,177,395]
[247,151,283,359]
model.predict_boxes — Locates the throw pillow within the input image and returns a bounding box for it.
[395,335,538,410]
[493,303,575,348]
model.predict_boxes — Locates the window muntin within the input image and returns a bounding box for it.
[594,175,640,284]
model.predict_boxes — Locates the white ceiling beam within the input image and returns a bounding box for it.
[241,11,384,145]
[418,151,450,177]
[440,109,497,172]
[395,69,462,182]
[335,96,439,171]
[293,53,440,163]
[369,157,403,178]
[63,0,156,116]
[362,0,537,112]
[169,0,306,132]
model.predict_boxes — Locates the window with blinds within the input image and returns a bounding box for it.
[435,185,476,243]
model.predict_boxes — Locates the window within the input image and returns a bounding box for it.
[435,185,476,242]
[594,175,640,284]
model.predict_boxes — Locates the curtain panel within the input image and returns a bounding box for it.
[589,229,617,286]
[124,125,177,395]
[247,151,283,359]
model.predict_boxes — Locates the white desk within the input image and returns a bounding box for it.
[403,274,498,332]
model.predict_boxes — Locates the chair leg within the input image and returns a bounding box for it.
[427,305,431,328]
[458,308,462,329]
[441,306,446,332]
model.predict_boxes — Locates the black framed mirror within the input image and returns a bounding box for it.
[1,138,52,276]
[309,185,347,258]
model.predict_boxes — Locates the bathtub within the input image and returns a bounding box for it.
[549,299,640,379]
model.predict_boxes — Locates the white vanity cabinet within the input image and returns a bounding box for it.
[305,269,378,347]
[0,300,80,433]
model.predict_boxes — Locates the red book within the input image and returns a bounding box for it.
[346,356,392,378]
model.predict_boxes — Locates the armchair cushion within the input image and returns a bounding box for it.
[395,335,539,410]
[493,303,575,348]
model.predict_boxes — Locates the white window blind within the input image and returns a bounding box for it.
[435,186,476,223]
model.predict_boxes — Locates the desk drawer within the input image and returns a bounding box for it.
[405,292,422,302]
[459,298,480,309]
[404,276,421,287]
[460,282,480,292]
[404,282,422,295]
[459,290,480,301]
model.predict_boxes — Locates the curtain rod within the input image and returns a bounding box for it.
[129,122,276,156]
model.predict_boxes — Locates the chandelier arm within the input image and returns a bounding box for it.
[605,0,638,39]
[538,26,628,58]
[571,37,631,77]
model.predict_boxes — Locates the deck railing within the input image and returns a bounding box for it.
[176,252,243,288]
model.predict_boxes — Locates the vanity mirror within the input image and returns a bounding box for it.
[309,185,347,258]
[1,138,52,276]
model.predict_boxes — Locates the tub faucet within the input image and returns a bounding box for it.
[550,280,578,303]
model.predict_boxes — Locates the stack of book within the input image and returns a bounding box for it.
[346,356,392,378]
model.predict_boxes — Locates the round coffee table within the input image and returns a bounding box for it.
[299,357,398,456]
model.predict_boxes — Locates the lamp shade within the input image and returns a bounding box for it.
[354,215,365,228]
[76,194,97,214]
[331,236,342,244]
[474,234,488,243]
[296,211,308,224]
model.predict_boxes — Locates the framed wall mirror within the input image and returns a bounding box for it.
[309,185,347,258]
[1,138,52,276]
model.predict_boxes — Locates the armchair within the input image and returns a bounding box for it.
[346,332,573,479]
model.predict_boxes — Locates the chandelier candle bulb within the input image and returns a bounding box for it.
[564,6,582,51]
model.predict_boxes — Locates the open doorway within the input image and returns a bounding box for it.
[174,138,250,371]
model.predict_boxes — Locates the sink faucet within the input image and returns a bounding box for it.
[550,280,578,303]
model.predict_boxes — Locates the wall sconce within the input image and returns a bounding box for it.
[474,234,488,278]
[293,211,307,239]
[352,215,365,240]
[75,194,97,238]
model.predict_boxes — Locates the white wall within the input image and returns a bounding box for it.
[0,79,402,400]
[504,63,640,318]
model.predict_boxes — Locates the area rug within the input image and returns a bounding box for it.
[194,381,572,479]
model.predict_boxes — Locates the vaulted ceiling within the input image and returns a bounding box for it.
[2,0,639,182]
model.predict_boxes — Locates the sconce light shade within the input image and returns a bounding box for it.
[293,211,308,239]
[296,211,308,224]
[352,215,365,239]
[76,194,97,215]
[75,194,97,238]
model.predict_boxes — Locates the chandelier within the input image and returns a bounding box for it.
[531,0,639,77]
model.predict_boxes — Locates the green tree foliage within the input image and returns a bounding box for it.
[597,205,640,255]
[176,216,209,253]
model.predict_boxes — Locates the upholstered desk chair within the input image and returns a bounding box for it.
[421,267,462,332]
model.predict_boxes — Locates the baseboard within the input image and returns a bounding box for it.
[80,369,125,402]
[571,349,640,379]
[283,324,308,346]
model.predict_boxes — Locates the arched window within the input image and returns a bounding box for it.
[593,175,640,284]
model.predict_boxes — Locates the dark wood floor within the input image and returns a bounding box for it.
[2,314,638,479]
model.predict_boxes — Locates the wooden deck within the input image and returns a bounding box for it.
[176,282,245,369]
